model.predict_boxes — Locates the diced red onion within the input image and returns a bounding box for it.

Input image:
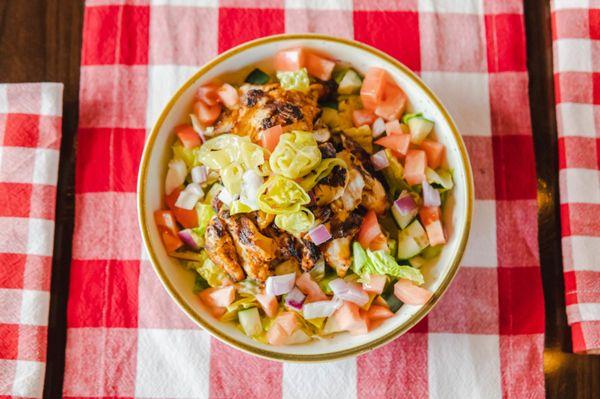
[191,166,207,184]
[329,279,369,306]
[186,182,204,197]
[175,188,201,210]
[422,180,441,207]
[178,229,200,250]
[393,193,418,215]
[372,117,386,138]
[284,287,306,311]
[302,298,342,319]
[189,113,206,143]
[307,224,331,245]
[165,159,187,195]
[266,273,296,296]
[370,150,390,171]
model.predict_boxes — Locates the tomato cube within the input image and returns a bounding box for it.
[274,48,307,71]
[360,67,388,110]
[194,100,222,126]
[306,52,336,81]
[196,83,220,106]
[403,149,427,185]
[260,124,283,152]
[161,230,183,252]
[175,124,202,148]
[217,83,239,109]
[352,108,377,127]
[375,134,411,157]
[375,83,407,121]
[420,140,445,169]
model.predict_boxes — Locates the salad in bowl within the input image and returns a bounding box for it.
[153,46,455,346]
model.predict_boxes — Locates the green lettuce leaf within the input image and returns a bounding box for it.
[276,68,310,93]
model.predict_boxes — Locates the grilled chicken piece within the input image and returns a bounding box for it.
[331,168,365,219]
[263,225,298,262]
[216,84,321,141]
[204,216,245,282]
[361,173,388,214]
[312,165,349,206]
[222,213,276,281]
[330,211,363,239]
[255,211,275,230]
[296,237,320,272]
[322,236,353,277]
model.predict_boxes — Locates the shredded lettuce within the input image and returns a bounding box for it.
[258,175,310,214]
[381,149,409,198]
[309,258,326,282]
[203,183,223,204]
[270,131,321,179]
[193,274,210,293]
[342,125,373,153]
[274,207,315,236]
[220,296,258,322]
[276,68,310,93]
[194,203,216,234]
[194,251,230,288]
[352,243,424,285]
[300,158,347,191]
[229,200,254,215]
[172,141,197,169]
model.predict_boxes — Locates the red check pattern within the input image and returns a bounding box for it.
[64,1,545,397]
[0,83,63,398]
[552,0,600,354]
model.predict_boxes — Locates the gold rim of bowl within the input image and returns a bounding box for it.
[137,33,474,362]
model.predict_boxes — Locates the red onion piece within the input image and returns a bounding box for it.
[175,189,201,210]
[302,298,342,319]
[393,193,417,215]
[284,287,306,311]
[177,229,200,250]
[307,224,331,245]
[191,166,207,184]
[370,150,390,171]
[372,117,386,138]
[265,273,296,296]
[328,279,370,307]
[422,180,441,207]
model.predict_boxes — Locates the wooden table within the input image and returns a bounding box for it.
[1,0,598,397]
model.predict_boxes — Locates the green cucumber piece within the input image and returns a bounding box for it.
[382,291,403,313]
[397,220,429,260]
[245,68,271,84]
[408,117,434,144]
[408,256,426,269]
[337,69,362,95]
[238,307,263,337]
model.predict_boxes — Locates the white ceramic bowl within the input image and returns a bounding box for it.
[138,34,473,362]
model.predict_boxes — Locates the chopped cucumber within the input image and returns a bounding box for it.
[421,244,443,259]
[402,112,422,124]
[319,272,338,295]
[382,292,403,313]
[238,307,263,337]
[408,256,426,268]
[408,117,434,144]
[333,66,350,84]
[245,68,271,85]
[391,201,419,229]
[397,220,429,260]
[426,168,453,191]
[337,69,362,95]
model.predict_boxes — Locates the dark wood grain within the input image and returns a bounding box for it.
[0,1,84,398]
[0,1,598,398]
[523,0,600,398]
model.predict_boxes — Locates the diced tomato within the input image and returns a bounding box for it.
[275,312,300,335]
[274,48,306,71]
[420,140,445,169]
[267,323,288,346]
[200,286,236,308]
[196,83,220,106]
[255,293,279,318]
[296,273,327,302]
[165,187,181,210]
[155,210,178,236]
[385,119,402,135]
[217,83,239,109]
[368,318,386,331]
[394,279,433,305]
[360,67,388,110]
[173,207,198,229]
[175,124,202,148]
[349,310,369,335]
[367,305,394,320]
[419,206,446,245]
[260,125,283,152]
[305,52,336,81]
[333,302,363,331]
[362,274,387,294]
[210,306,227,318]
[193,100,222,126]
[374,83,407,121]
[357,210,384,248]
[375,134,411,157]
[161,230,183,252]
[352,108,377,127]
[403,149,427,185]
[369,234,388,251]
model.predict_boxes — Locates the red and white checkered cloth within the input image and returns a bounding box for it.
[0,83,63,397]
[63,1,545,397]
[552,0,600,355]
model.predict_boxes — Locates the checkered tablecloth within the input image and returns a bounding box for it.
[63,1,545,398]
[552,0,600,355]
[0,83,63,398]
